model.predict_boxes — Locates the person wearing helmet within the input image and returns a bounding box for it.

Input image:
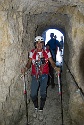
[21,36,60,121]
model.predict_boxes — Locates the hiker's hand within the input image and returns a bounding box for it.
[54,67,60,73]
[21,67,27,74]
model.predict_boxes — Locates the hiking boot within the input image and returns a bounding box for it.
[38,110,44,121]
[33,108,38,118]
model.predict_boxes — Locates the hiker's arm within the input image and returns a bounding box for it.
[25,58,32,69]
[21,58,32,74]
[48,57,60,72]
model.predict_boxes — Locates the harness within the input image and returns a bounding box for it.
[32,48,48,79]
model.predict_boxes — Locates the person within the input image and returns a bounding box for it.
[54,35,58,56]
[21,36,60,121]
[46,33,61,88]
[59,36,64,55]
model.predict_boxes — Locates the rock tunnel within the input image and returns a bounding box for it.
[0,0,84,125]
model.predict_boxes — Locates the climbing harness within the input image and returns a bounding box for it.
[32,48,48,79]
[35,57,46,79]
[22,73,30,125]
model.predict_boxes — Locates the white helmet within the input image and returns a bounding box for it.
[35,36,44,42]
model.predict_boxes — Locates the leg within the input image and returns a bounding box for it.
[40,74,48,110]
[50,64,55,88]
[30,76,39,108]
[47,62,51,86]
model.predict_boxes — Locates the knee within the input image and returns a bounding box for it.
[30,94,37,101]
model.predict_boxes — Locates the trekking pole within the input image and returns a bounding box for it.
[57,70,64,125]
[58,71,61,95]
[22,73,30,125]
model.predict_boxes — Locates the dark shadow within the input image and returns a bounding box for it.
[79,44,84,80]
